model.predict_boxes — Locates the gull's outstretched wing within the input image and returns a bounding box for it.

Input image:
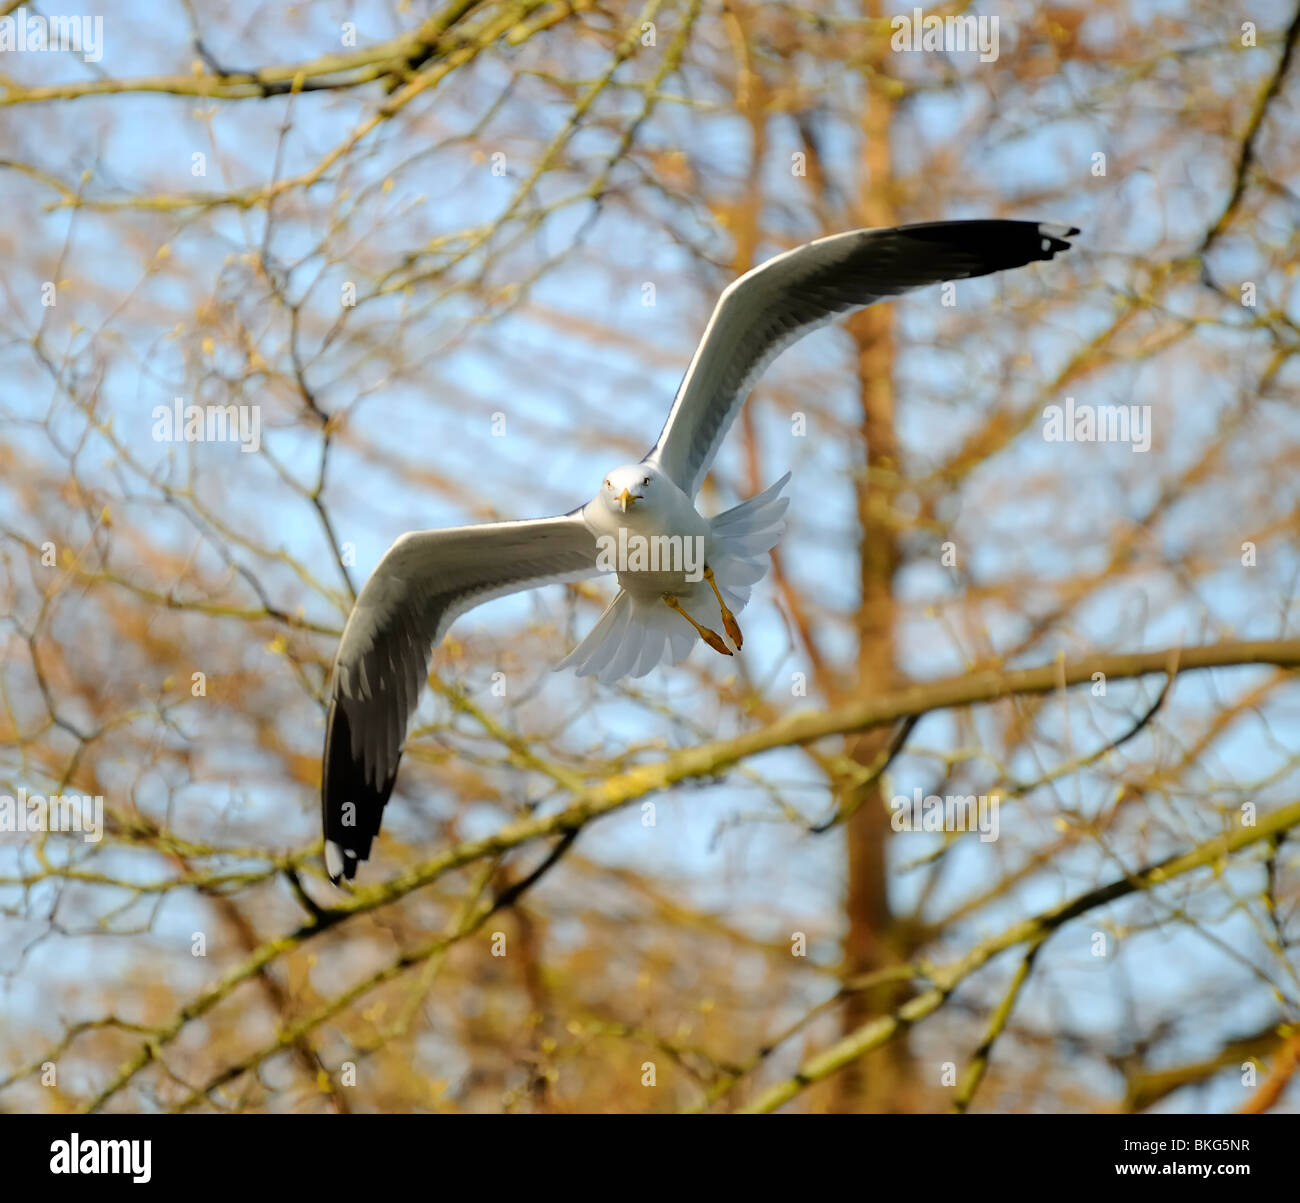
[322,513,599,882]
[645,220,1079,496]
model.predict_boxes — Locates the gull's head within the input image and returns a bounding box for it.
[601,464,663,515]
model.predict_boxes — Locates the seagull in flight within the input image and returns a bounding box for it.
[321,219,1079,882]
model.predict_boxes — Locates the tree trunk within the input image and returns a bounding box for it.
[831,12,916,1112]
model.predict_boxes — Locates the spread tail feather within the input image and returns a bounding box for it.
[708,470,791,611]
[555,472,791,685]
[555,590,694,685]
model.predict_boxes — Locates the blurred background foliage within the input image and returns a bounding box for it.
[1,0,1299,1112]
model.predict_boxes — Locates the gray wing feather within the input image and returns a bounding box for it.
[322,511,599,880]
[646,220,1078,495]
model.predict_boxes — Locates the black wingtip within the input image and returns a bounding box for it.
[324,856,358,887]
[324,849,356,887]
[321,696,398,886]
[897,218,1080,277]
[1035,221,1081,259]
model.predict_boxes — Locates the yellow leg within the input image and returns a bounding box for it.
[662,593,732,657]
[704,567,743,649]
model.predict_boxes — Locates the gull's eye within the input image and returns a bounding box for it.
[604,480,611,489]
[642,476,650,486]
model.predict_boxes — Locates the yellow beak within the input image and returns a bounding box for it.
[618,488,637,512]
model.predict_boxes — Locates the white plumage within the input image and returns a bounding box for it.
[557,470,791,684]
